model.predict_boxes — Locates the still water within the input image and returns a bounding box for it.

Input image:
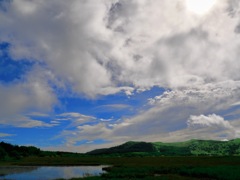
[0,166,107,180]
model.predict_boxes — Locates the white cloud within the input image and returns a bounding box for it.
[0,78,55,117]
[231,101,240,106]
[27,112,50,117]
[56,81,240,152]
[100,118,113,122]
[0,115,55,128]
[1,0,240,100]
[58,113,96,120]
[187,114,233,129]
[149,81,240,110]
[58,113,93,119]
[0,0,239,97]
[1,0,240,150]
[0,65,57,127]
[56,112,97,127]
[163,114,240,142]
[0,133,13,137]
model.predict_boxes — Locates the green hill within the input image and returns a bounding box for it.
[87,141,157,155]
[87,139,240,156]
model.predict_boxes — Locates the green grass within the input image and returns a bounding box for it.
[77,156,240,180]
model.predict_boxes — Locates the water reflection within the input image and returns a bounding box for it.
[0,166,107,180]
[0,166,38,176]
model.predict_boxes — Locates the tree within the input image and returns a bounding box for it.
[0,146,7,160]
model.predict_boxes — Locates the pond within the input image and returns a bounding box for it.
[0,165,108,180]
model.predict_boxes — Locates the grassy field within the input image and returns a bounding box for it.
[1,156,240,179]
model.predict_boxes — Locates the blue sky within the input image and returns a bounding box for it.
[1,0,240,152]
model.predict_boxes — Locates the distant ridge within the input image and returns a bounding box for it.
[87,141,156,155]
[87,139,240,156]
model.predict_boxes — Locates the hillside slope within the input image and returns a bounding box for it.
[87,141,157,155]
[87,139,240,156]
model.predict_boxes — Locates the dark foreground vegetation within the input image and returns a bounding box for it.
[1,156,240,180]
[1,140,240,179]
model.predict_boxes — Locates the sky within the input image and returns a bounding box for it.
[1,0,240,153]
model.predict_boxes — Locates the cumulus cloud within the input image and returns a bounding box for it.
[1,0,240,96]
[1,0,240,97]
[1,0,240,149]
[163,114,239,142]
[187,114,233,129]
